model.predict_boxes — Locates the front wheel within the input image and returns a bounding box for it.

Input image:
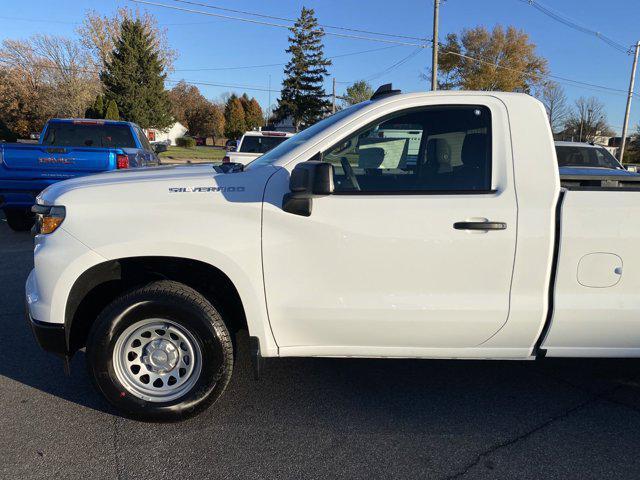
[86,280,234,422]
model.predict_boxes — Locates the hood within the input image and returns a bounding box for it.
[37,162,280,213]
[39,164,211,200]
[38,164,273,204]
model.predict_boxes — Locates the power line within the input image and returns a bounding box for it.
[442,49,638,97]
[3,47,634,98]
[336,47,424,84]
[365,48,423,81]
[128,0,429,47]
[175,45,399,72]
[167,0,429,42]
[0,60,279,93]
[517,0,633,54]
[0,45,400,76]
[166,78,279,92]
[0,15,79,25]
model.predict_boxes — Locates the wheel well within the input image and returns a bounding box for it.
[66,257,248,354]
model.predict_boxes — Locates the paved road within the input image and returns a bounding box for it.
[2,214,640,479]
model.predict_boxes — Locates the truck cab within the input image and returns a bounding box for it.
[224,130,293,165]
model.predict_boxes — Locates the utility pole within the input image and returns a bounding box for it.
[620,41,640,163]
[267,74,271,125]
[431,0,440,91]
[332,78,336,114]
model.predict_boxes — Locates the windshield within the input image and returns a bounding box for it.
[245,102,373,169]
[42,123,136,148]
[556,145,622,170]
[239,135,288,154]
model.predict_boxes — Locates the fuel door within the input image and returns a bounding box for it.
[577,253,622,288]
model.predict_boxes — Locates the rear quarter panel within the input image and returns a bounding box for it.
[543,190,640,356]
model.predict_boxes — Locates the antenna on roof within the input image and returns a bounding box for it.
[371,83,401,100]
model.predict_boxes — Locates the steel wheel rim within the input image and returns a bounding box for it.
[113,318,202,403]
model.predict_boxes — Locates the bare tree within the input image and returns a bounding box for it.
[537,81,570,134]
[78,7,176,72]
[32,35,100,118]
[563,96,613,142]
[0,35,100,136]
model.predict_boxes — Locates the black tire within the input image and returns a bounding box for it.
[3,208,34,232]
[86,280,234,422]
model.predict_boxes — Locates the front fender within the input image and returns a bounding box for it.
[91,241,278,356]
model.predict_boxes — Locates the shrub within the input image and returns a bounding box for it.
[176,136,196,148]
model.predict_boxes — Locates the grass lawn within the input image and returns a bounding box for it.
[159,146,226,163]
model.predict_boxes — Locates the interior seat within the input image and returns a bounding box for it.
[454,133,489,188]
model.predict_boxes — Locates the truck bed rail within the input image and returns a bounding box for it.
[560,174,640,191]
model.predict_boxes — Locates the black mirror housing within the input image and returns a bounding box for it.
[283,161,334,216]
[289,161,334,195]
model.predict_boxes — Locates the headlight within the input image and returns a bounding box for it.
[31,204,66,235]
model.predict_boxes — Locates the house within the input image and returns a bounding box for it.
[145,121,188,146]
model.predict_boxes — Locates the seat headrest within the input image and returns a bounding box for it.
[461,133,488,169]
[426,138,452,172]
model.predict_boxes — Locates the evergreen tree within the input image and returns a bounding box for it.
[224,96,246,139]
[105,100,120,120]
[85,94,105,118]
[244,98,264,130]
[344,81,374,106]
[100,19,172,129]
[274,7,331,131]
[239,93,250,114]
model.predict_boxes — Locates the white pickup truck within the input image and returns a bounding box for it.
[224,130,293,165]
[26,86,640,421]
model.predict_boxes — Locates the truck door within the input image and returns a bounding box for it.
[262,104,518,354]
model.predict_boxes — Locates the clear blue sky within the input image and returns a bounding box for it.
[1,0,639,133]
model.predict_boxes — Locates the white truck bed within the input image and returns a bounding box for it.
[543,188,640,356]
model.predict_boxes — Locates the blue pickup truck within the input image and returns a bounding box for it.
[0,118,165,231]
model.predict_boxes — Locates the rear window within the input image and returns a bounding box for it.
[239,135,288,154]
[556,145,622,170]
[42,123,137,148]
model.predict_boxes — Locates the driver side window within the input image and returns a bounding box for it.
[323,106,492,193]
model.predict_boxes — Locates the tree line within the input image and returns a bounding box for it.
[0,7,264,143]
[0,5,637,159]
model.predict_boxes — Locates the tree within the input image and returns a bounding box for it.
[78,7,176,72]
[100,19,173,129]
[435,25,547,92]
[0,34,99,137]
[86,94,105,118]
[244,97,264,130]
[168,80,205,127]
[537,81,570,134]
[344,80,374,106]
[104,99,120,120]
[187,102,225,140]
[167,80,226,140]
[562,96,613,142]
[224,95,246,139]
[274,7,331,130]
[622,125,640,164]
[239,93,250,113]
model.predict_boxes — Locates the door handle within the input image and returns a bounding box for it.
[453,221,507,231]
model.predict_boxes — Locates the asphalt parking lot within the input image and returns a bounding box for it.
[2,215,640,479]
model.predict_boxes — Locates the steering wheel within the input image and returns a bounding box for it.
[340,157,361,191]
